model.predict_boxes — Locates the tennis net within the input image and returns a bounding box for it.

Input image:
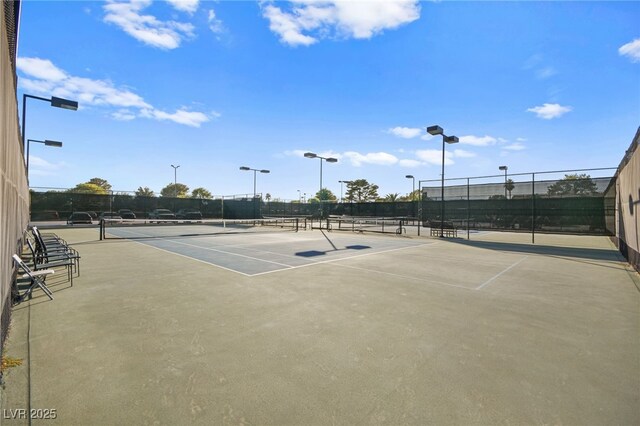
[311,216,407,235]
[99,217,302,240]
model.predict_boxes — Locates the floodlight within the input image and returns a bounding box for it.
[427,125,444,135]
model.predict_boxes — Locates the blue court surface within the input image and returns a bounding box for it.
[105,226,431,276]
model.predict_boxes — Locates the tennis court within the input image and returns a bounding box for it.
[2,226,639,424]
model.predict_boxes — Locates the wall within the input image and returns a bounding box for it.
[1,0,29,360]
[614,127,640,272]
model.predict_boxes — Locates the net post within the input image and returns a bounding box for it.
[295,217,299,232]
[99,219,103,241]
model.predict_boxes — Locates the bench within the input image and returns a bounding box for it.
[428,221,458,238]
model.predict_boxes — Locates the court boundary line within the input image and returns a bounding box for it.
[475,256,529,290]
[123,238,255,277]
[250,241,439,277]
[332,263,475,291]
[110,228,437,276]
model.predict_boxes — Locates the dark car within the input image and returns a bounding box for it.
[176,209,203,221]
[148,209,176,222]
[99,212,123,222]
[31,210,60,221]
[67,212,93,225]
[118,209,136,219]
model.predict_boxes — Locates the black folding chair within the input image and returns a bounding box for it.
[12,254,55,302]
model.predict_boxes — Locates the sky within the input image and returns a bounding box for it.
[16,0,640,200]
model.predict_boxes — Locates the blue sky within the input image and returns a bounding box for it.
[17,0,640,200]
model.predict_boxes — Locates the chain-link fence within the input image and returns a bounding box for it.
[420,169,615,239]
[30,168,615,238]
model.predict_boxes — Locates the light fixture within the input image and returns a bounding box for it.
[427,125,459,237]
[26,139,63,178]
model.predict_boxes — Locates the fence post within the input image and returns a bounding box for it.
[532,173,535,244]
[467,178,470,240]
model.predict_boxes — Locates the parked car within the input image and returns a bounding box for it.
[67,212,93,225]
[148,209,176,222]
[31,210,60,221]
[86,211,98,220]
[118,209,136,219]
[176,209,203,221]
[99,212,123,222]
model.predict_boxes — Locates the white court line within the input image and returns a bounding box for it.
[157,238,295,268]
[250,242,440,277]
[123,238,254,277]
[107,227,294,271]
[475,256,529,290]
[108,227,439,276]
[333,263,475,291]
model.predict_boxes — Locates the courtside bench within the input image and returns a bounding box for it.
[428,221,458,238]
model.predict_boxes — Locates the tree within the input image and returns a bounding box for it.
[505,179,515,199]
[135,186,155,197]
[345,179,379,202]
[161,183,189,198]
[71,183,107,194]
[87,178,111,192]
[547,174,598,197]
[191,187,212,199]
[265,193,272,202]
[384,193,400,202]
[315,188,337,202]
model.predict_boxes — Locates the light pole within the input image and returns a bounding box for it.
[171,164,180,198]
[26,139,62,178]
[297,189,301,202]
[304,152,338,199]
[239,166,270,199]
[427,125,459,237]
[22,94,77,154]
[240,166,270,219]
[304,153,337,219]
[339,180,350,203]
[405,175,415,200]
[499,165,508,199]
[406,175,415,219]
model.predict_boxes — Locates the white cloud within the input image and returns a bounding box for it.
[527,103,572,119]
[112,109,136,121]
[416,149,453,166]
[398,159,422,168]
[619,38,640,63]
[388,126,422,139]
[503,143,526,151]
[453,149,476,158]
[536,66,557,79]
[516,137,527,142]
[420,133,434,141]
[459,135,497,146]
[16,57,67,81]
[343,151,398,167]
[166,0,199,14]
[261,0,420,47]
[103,0,195,50]
[208,9,224,34]
[28,156,66,177]
[17,57,211,127]
[140,108,210,127]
